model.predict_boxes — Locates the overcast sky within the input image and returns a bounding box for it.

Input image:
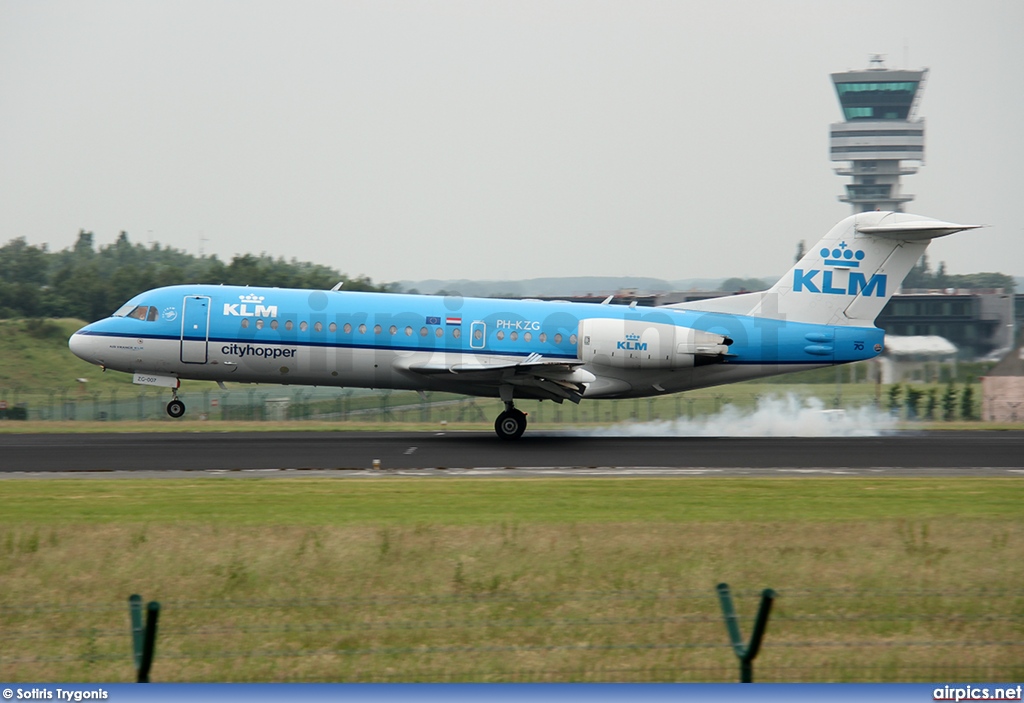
[1,0,1021,286]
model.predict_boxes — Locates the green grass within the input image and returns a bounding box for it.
[0,318,106,389]
[0,478,1020,526]
[1,478,1022,682]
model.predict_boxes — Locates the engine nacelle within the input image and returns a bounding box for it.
[577,318,729,370]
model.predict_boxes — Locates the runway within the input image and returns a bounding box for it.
[1,430,1023,477]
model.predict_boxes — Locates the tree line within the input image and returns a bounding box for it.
[0,230,398,322]
[899,254,1014,292]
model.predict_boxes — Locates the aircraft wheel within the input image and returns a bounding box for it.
[494,409,527,440]
[167,399,186,418]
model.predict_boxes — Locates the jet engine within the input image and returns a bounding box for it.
[577,318,730,370]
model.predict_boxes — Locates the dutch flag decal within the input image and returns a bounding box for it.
[446,317,462,326]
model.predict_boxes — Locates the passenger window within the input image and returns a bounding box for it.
[420,327,428,337]
[388,325,396,335]
[453,329,461,339]
[510,332,518,341]
[329,322,337,333]
[555,333,563,344]
[285,321,294,331]
[241,319,249,329]
[497,331,505,341]
[343,323,352,334]
[569,334,577,345]
[405,326,413,336]
[270,320,279,330]
[435,328,443,338]
[300,321,308,332]
[524,332,532,342]
[256,319,264,330]
[539,333,547,343]
[358,324,367,334]
[314,322,323,332]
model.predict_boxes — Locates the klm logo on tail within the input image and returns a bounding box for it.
[793,243,887,298]
[793,270,887,297]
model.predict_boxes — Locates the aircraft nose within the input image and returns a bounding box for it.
[69,329,101,365]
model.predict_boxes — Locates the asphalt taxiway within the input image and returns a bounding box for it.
[1,431,1022,477]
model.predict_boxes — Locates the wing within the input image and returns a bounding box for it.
[395,353,594,404]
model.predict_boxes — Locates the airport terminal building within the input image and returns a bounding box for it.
[875,289,1016,361]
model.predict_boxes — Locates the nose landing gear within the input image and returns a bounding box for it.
[494,401,527,440]
[166,391,186,419]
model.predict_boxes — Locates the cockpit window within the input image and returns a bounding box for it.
[117,305,158,321]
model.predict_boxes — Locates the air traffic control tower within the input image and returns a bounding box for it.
[830,56,927,213]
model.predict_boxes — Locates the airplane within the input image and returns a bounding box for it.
[69,211,978,439]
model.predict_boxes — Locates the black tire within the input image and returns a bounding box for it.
[494,409,527,440]
[167,399,186,418]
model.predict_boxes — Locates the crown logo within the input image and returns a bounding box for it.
[820,241,866,268]
[239,294,265,303]
[625,333,641,341]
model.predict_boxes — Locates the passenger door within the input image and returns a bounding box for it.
[180,296,211,363]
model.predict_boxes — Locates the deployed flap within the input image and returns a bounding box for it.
[399,353,585,375]
[395,354,593,404]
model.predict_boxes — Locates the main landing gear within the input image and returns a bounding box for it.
[166,391,186,419]
[494,401,527,440]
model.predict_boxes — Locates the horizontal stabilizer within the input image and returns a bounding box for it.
[856,219,981,241]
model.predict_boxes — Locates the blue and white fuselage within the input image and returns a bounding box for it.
[68,212,978,438]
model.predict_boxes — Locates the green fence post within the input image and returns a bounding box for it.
[129,594,143,670]
[128,594,160,682]
[716,583,776,683]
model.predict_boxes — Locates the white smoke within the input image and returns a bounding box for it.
[572,393,896,438]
